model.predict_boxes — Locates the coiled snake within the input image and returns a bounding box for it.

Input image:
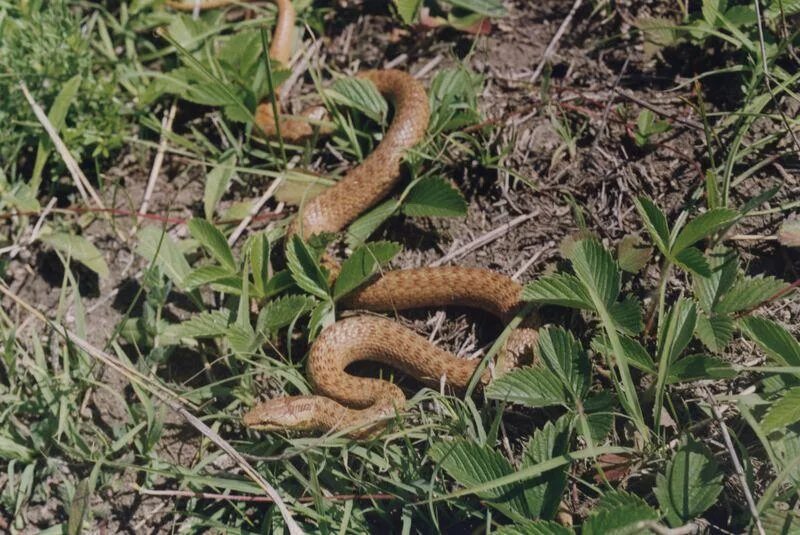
[168,0,539,438]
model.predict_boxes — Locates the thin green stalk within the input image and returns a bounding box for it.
[652,296,681,439]
[260,27,286,163]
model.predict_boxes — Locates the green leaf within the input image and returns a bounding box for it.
[333,241,401,300]
[203,154,237,220]
[184,265,238,290]
[446,0,506,17]
[285,236,330,300]
[485,367,568,408]
[673,246,711,277]
[226,322,258,355]
[393,0,422,23]
[520,417,571,519]
[762,387,800,434]
[32,74,82,188]
[494,521,574,535]
[345,198,400,249]
[402,176,468,217]
[430,440,533,520]
[692,246,737,314]
[617,234,652,273]
[307,299,335,340]
[257,295,314,335]
[739,316,800,367]
[582,502,659,535]
[714,275,788,314]
[591,334,656,375]
[667,354,736,384]
[593,490,654,515]
[188,218,236,272]
[584,392,616,443]
[569,239,620,308]
[671,208,739,254]
[263,269,296,298]
[634,197,670,254]
[165,310,231,339]
[40,232,110,278]
[522,274,594,310]
[609,296,644,335]
[67,478,91,535]
[248,232,271,298]
[136,228,192,289]
[428,67,482,132]
[537,327,589,401]
[657,298,697,365]
[654,439,723,526]
[326,77,388,124]
[695,313,734,353]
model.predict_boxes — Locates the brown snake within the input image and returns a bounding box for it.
[167,0,539,437]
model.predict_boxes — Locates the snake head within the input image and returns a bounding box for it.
[242,396,323,432]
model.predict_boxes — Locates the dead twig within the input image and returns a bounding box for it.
[137,101,178,231]
[530,0,584,85]
[136,487,395,503]
[703,388,766,535]
[431,211,538,267]
[614,88,704,132]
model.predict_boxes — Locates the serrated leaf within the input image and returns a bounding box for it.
[393,0,422,23]
[692,246,737,314]
[537,327,589,401]
[184,265,238,290]
[778,217,800,247]
[520,417,571,519]
[609,296,644,335]
[257,295,313,335]
[715,275,788,314]
[286,236,330,300]
[485,367,568,408]
[671,208,739,254]
[325,77,388,124]
[345,198,400,249]
[402,176,467,217]
[226,322,258,354]
[634,197,670,254]
[307,299,335,340]
[188,218,236,272]
[522,274,594,310]
[695,313,734,353]
[667,354,735,384]
[617,234,652,273]
[333,241,401,300]
[428,67,482,132]
[763,387,800,434]
[494,521,574,535]
[165,310,231,339]
[591,334,656,374]
[739,316,800,367]
[593,490,654,514]
[654,439,723,526]
[569,239,620,308]
[673,246,711,277]
[203,154,237,220]
[263,269,296,298]
[582,502,659,535]
[430,440,533,520]
[40,232,110,278]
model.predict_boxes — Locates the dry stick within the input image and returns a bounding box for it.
[637,520,703,535]
[430,211,537,267]
[137,102,178,230]
[591,57,630,150]
[0,283,303,535]
[137,487,395,503]
[19,81,105,210]
[614,88,704,132]
[529,0,584,85]
[703,388,766,535]
[228,174,285,246]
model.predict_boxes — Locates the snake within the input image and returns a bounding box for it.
[166,0,539,437]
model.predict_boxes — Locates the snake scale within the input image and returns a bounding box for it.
[167,0,539,437]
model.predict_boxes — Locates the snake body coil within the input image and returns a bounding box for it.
[166,0,538,437]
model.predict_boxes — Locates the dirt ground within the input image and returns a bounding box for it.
[4,0,799,531]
